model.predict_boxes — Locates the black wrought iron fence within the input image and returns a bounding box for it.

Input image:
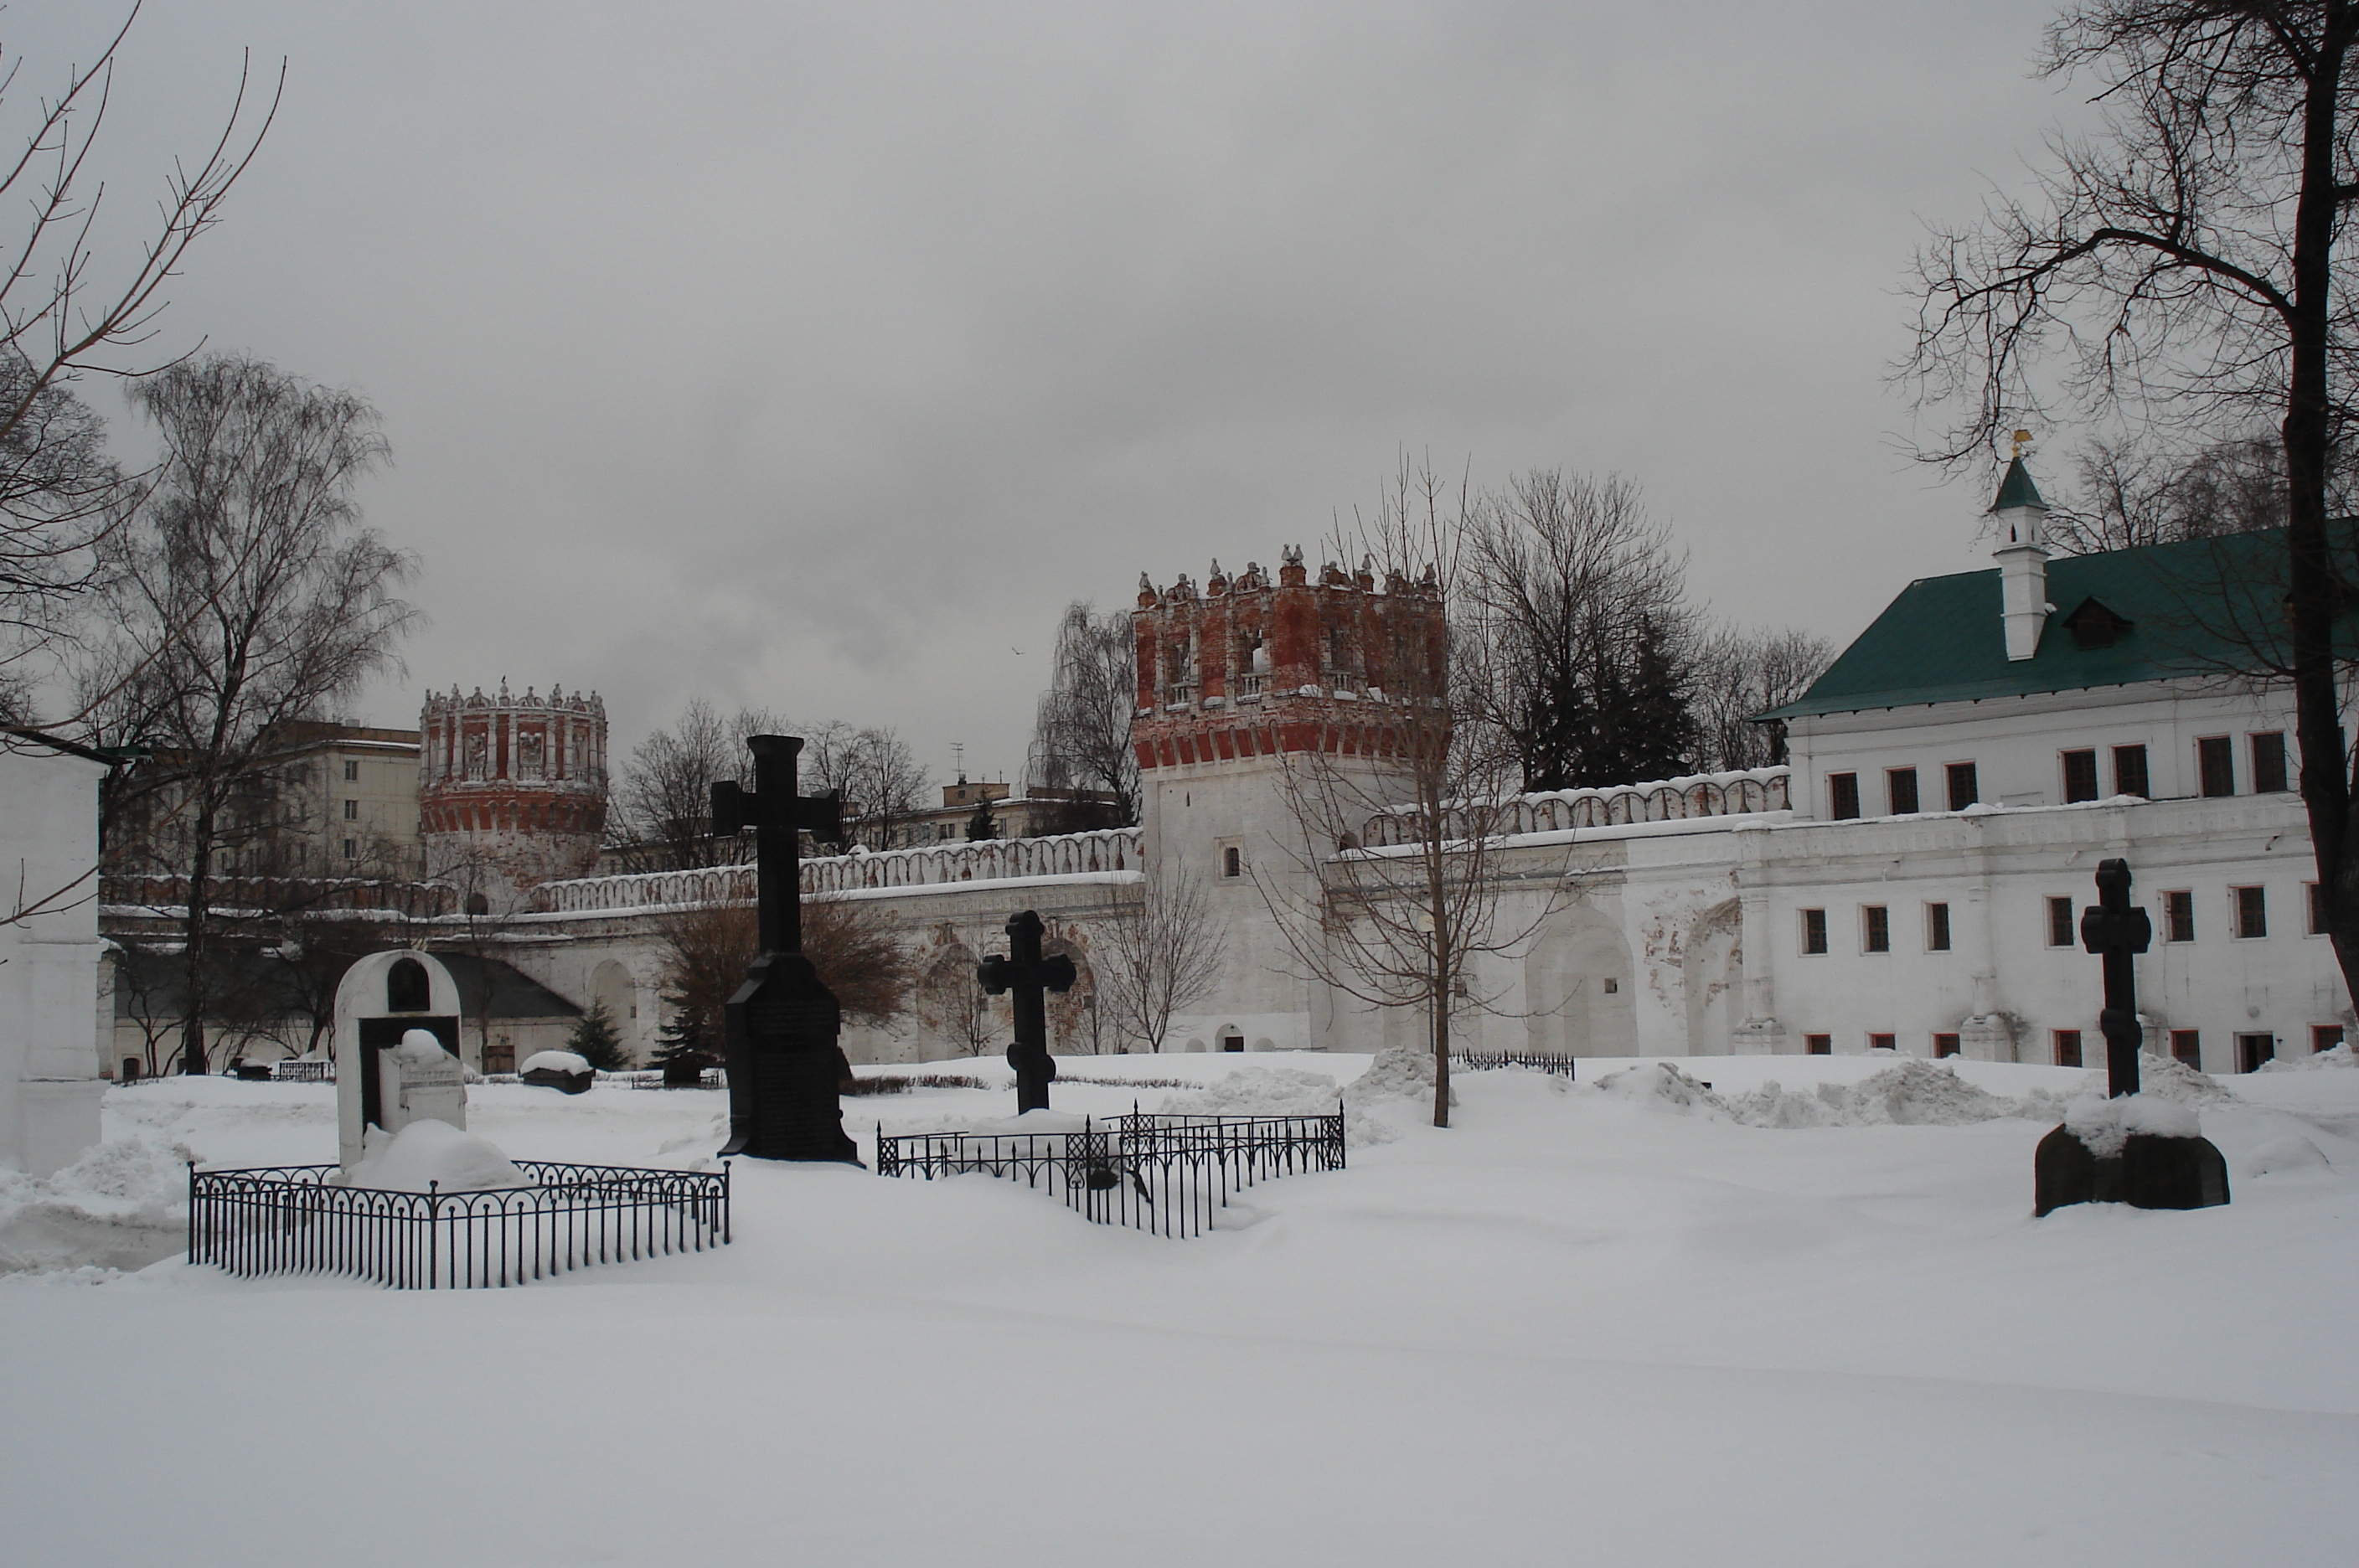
[875,1107,1345,1239]
[1451,1050,1579,1078]
[188,1160,730,1289]
[271,1060,334,1084]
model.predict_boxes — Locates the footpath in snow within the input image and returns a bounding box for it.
[1,1048,2353,1567]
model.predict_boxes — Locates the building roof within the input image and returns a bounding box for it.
[1764,524,2355,720]
[1990,455,2046,513]
[2,725,128,767]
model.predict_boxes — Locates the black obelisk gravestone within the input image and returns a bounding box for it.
[712,735,859,1163]
[2034,858,2228,1215]
[978,909,1075,1114]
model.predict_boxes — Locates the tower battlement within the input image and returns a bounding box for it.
[418,682,609,910]
[1129,546,1447,772]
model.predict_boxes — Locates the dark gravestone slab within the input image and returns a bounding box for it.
[2036,859,2229,1216]
[521,1064,595,1095]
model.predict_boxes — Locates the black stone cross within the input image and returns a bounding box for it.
[2078,857,2152,1099]
[978,909,1074,1113]
[710,735,858,1162]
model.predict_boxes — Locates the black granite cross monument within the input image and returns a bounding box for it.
[2079,857,2151,1101]
[978,910,1074,1114]
[2034,858,2228,1214]
[711,735,859,1163]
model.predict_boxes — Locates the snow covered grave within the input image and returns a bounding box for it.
[333,952,467,1174]
[876,1105,1345,1238]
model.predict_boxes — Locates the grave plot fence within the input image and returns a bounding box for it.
[1451,1050,1579,1078]
[188,1161,730,1289]
[875,1108,1345,1240]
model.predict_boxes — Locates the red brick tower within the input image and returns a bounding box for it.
[1128,548,1446,1050]
[418,682,609,913]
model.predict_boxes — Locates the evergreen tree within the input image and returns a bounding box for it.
[965,800,1000,841]
[566,1000,630,1070]
[649,999,714,1085]
[1612,616,1699,782]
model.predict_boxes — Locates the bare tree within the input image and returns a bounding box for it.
[1257,462,1573,1127]
[0,8,281,704]
[1027,600,1139,829]
[609,700,779,871]
[1689,626,1837,771]
[657,895,911,1049]
[82,354,416,1073]
[1094,861,1227,1053]
[2044,431,2305,554]
[802,720,928,849]
[917,933,996,1056]
[1902,2,2359,1006]
[1459,470,1700,791]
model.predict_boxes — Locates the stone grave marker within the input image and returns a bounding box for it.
[978,910,1075,1114]
[2033,859,2230,1215]
[334,950,466,1175]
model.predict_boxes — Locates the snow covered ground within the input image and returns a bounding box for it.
[3,1050,2354,1566]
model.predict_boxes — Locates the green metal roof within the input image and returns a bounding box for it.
[1990,456,2046,513]
[1764,524,2354,720]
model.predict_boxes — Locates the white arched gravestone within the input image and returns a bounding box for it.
[334,951,467,1174]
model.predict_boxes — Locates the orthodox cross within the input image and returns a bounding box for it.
[2078,857,2151,1099]
[710,735,844,954]
[978,909,1075,1113]
[709,735,856,1163]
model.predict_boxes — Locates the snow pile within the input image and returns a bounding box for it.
[2258,1042,2357,1071]
[1350,1041,1439,1106]
[2128,1050,2239,1105]
[2062,1094,2203,1158]
[345,1120,527,1193]
[1592,1062,1727,1114]
[1722,1059,2021,1128]
[1162,1067,1398,1147]
[395,1029,453,1065]
[519,1050,591,1075]
[0,1136,196,1274]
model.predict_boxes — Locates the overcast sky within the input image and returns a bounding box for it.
[23,1,2093,787]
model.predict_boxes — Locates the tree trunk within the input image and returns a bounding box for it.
[2285,13,2359,1014]
[177,800,217,1075]
[1431,931,1452,1129]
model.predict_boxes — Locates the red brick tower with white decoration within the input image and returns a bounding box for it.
[1129,547,1447,1050]
[417,683,609,914]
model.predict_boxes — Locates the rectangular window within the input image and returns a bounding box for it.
[1221,844,1242,878]
[2237,1033,2275,1073]
[1945,761,1979,812]
[2234,885,2268,939]
[2053,1029,2083,1068]
[2171,1029,2201,1067]
[2164,890,2196,943]
[2311,1024,2345,1055]
[1933,1033,1961,1058]
[2062,748,2100,803]
[343,798,359,820]
[1801,909,1829,955]
[2047,895,2076,947]
[1868,1033,1897,1052]
[2112,744,2149,799]
[2251,731,2289,793]
[343,758,359,781]
[1861,905,1890,953]
[1828,772,1861,820]
[2309,882,2328,936]
[1926,902,1952,952]
[1887,767,1919,815]
[341,838,357,859]
[1805,1034,1832,1055]
[2197,735,2235,797]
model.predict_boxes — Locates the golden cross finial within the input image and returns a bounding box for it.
[2011,428,2033,459]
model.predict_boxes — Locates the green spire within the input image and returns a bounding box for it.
[1990,455,2047,513]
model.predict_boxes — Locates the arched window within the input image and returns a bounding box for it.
[387,957,431,1012]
